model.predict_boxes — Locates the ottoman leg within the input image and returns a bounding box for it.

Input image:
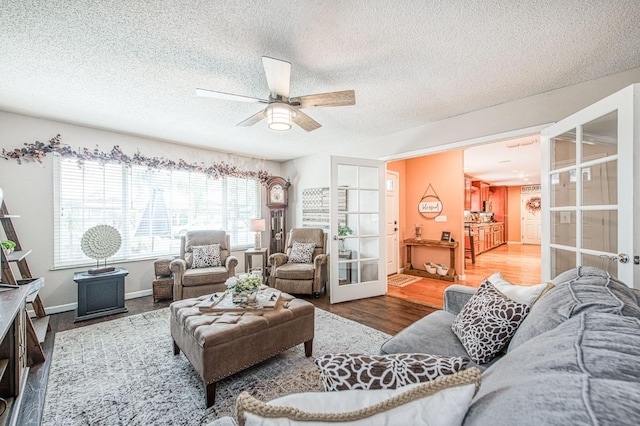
[206,382,216,407]
[304,339,313,357]
[173,340,180,355]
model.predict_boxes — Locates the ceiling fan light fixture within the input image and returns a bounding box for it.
[266,104,294,131]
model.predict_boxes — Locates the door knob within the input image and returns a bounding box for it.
[599,253,630,264]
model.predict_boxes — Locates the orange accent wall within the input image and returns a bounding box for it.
[388,150,465,275]
[507,186,522,242]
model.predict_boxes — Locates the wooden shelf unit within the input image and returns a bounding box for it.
[0,198,48,367]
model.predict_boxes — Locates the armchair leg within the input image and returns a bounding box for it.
[313,292,321,299]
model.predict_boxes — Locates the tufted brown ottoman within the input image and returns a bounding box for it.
[170,292,315,407]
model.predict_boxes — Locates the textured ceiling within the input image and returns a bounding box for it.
[1,1,640,162]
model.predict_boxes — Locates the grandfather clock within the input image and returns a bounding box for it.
[266,176,290,254]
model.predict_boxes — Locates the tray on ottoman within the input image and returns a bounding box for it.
[170,291,315,407]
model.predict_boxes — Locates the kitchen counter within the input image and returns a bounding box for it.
[465,222,505,255]
[465,221,504,226]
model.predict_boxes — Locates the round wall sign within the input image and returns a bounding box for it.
[418,195,443,218]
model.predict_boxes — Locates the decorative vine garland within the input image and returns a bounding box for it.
[525,196,541,213]
[1,134,272,184]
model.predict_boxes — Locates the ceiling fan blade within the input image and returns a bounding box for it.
[196,88,269,104]
[290,90,355,109]
[236,109,266,127]
[292,109,321,132]
[262,56,291,98]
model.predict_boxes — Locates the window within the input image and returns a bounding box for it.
[53,156,260,268]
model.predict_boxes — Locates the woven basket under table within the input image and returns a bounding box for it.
[153,277,173,302]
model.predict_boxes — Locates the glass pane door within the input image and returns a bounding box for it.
[330,156,386,303]
[541,85,636,284]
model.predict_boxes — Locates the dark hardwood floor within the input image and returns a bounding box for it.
[18,292,435,425]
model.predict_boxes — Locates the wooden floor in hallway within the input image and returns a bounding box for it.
[387,243,542,308]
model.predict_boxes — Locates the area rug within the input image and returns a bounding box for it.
[42,308,391,425]
[387,273,422,287]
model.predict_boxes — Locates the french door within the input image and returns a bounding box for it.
[329,156,386,303]
[541,84,638,285]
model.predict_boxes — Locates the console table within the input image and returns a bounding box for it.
[403,238,459,282]
[74,268,128,322]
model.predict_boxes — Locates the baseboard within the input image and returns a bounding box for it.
[125,289,153,300]
[38,289,154,315]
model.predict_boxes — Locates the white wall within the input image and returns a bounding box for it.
[281,152,331,230]
[0,111,282,313]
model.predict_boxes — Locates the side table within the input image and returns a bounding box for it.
[244,248,268,279]
[73,268,128,322]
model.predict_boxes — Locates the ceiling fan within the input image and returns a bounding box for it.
[196,56,355,132]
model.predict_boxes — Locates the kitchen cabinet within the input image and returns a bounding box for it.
[493,224,504,246]
[477,226,485,253]
[464,176,472,211]
[489,186,507,223]
[466,222,505,256]
[471,181,490,211]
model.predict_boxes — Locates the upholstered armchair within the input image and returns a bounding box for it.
[169,230,238,300]
[268,228,328,297]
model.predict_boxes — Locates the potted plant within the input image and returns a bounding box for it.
[1,239,16,255]
[338,225,353,252]
[225,273,263,304]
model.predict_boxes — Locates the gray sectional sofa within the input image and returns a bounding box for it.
[381,266,640,425]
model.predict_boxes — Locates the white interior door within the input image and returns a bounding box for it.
[385,170,399,275]
[521,190,541,244]
[330,156,386,303]
[541,84,637,285]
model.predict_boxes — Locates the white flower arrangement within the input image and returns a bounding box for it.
[225,274,263,294]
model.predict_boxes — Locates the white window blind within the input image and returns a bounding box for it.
[53,155,260,268]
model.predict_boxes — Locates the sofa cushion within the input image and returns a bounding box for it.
[314,353,469,391]
[452,280,529,364]
[237,368,481,426]
[274,263,315,280]
[182,266,230,286]
[288,241,316,263]
[381,311,464,355]
[508,266,640,351]
[486,271,553,306]
[192,244,222,268]
[464,312,640,426]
